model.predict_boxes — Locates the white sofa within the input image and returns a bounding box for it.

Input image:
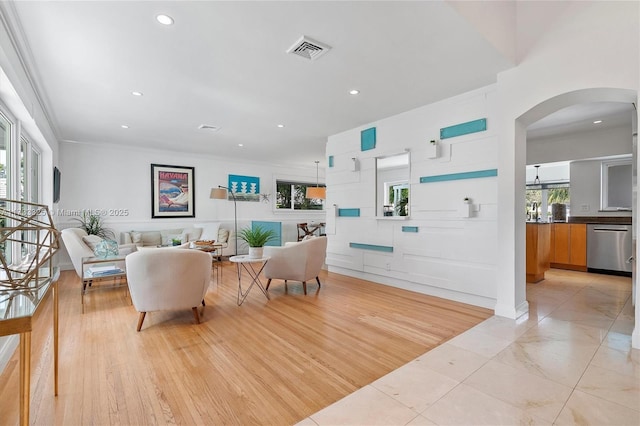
[61,228,137,278]
[120,222,236,257]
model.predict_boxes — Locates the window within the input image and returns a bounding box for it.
[0,112,11,263]
[276,180,325,210]
[526,183,570,221]
[601,158,632,210]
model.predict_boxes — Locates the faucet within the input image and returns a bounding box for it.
[532,202,538,221]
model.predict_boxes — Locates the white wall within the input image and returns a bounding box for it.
[326,85,499,309]
[56,141,325,268]
[325,1,640,335]
[527,123,632,165]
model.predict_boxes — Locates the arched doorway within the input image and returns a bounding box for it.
[497,87,639,348]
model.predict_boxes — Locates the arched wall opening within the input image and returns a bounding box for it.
[500,87,638,348]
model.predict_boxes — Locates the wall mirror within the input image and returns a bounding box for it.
[376,151,410,217]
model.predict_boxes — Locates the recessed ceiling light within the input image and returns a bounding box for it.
[238,143,244,147]
[277,124,285,128]
[156,14,174,25]
[349,89,360,95]
[593,120,603,124]
[131,91,143,97]
[121,125,129,129]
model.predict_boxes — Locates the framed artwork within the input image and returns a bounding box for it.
[151,164,195,218]
[228,174,261,202]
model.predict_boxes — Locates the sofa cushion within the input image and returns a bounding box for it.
[82,235,103,251]
[140,232,162,247]
[161,231,183,246]
[181,227,202,243]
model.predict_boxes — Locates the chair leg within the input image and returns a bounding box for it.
[136,312,146,332]
[302,281,307,295]
[316,276,322,290]
[192,307,201,324]
[266,278,272,291]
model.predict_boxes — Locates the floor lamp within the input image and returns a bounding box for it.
[210,186,238,256]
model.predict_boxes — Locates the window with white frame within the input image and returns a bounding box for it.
[275,180,325,210]
[601,158,632,211]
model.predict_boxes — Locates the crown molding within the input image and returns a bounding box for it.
[0,1,61,141]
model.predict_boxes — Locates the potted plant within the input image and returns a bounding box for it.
[238,225,277,258]
[72,211,115,239]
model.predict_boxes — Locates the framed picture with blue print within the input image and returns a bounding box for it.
[228,174,260,202]
[151,164,195,218]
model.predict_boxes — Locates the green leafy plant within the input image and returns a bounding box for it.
[72,211,115,239]
[238,225,276,247]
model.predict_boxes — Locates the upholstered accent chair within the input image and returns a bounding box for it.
[125,249,212,331]
[263,236,327,295]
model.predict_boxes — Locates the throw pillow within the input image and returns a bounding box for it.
[195,222,220,241]
[82,235,103,251]
[217,229,229,243]
[130,231,143,246]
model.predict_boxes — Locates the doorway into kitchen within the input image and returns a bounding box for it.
[522,92,637,343]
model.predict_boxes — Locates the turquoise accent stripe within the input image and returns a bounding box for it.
[420,169,497,183]
[440,118,487,139]
[361,127,376,151]
[338,208,360,217]
[251,221,281,246]
[402,226,419,233]
[350,243,393,253]
[328,155,334,167]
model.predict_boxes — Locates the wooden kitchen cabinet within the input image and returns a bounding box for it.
[550,223,587,271]
[526,223,550,283]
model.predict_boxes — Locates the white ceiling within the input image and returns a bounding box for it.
[527,102,635,140]
[2,1,632,169]
[2,1,515,168]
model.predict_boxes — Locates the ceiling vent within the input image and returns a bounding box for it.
[286,36,331,61]
[198,124,219,131]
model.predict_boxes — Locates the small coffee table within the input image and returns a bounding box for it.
[191,243,223,281]
[229,255,270,306]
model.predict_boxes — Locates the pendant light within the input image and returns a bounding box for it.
[533,165,541,185]
[306,160,326,199]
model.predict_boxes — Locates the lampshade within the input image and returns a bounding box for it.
[306,186,326,199]
[210,188,227,199]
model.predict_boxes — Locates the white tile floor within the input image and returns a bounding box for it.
[297,269,639,425]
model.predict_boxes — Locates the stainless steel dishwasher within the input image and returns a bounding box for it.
[587,224,632,275]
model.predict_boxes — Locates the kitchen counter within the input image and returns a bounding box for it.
[567,216,631,225]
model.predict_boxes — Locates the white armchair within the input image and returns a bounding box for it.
[125,249,211,331]
[263,236,327,295]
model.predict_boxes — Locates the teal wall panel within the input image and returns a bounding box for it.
[440,118,486,139]
[361,127,376,151]
[420,169,497,183]
[338,208,360,217]
[251,221,281,246]
[349,243,393,253]
[402,226,419,233]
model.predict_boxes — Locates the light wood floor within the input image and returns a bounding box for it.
[0,262,491,425]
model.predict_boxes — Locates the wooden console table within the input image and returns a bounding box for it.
[0,267,60,426]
